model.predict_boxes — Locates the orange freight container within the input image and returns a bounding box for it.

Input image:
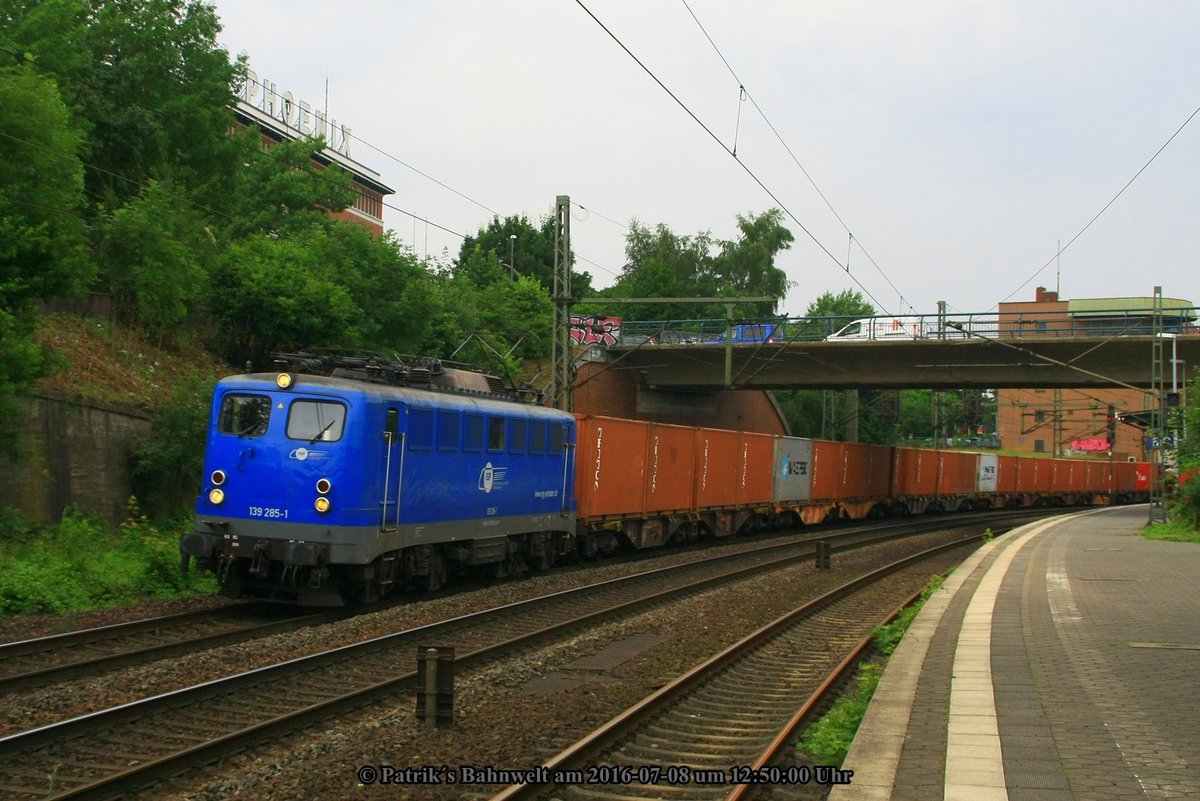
[1135,462,1153,492]
[810,440,844,501]
[843,443,892,498]
[574,415,649,521]
[1016,457,1052,493]
[736,431,776,506]
[996,455,1019,494]
[937,451,978,496]
[1111,461,1139,493]
[892,447,938,497]
[693,427,739,509]
[1065,460,1089,493]
[1082,461,1107,494]
[1049,459,1069,494]
[837,443,892,517]
[642,423,696,515]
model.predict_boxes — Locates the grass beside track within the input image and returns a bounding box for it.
[1144,519,1200,543]
[0,504,216,616]
[798,571,947,766]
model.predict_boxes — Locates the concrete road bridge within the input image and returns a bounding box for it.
[598,334,1200,391]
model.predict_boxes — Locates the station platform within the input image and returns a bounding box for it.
[830,505,1200,801]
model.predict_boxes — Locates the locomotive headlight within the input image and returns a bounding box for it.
[275,372,294,389]
[211,469,226,486]
[314,497,331,513]
[208,488,225,505]
[315,478,332,495]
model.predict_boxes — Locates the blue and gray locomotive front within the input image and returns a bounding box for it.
[180,371,578,604]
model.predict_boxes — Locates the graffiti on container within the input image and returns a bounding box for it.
[570,315,622,346]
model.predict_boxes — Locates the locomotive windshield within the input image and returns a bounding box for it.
[218,394,271,438]
[287,400,347,443]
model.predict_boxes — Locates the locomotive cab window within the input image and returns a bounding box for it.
[287,400,347,443]
[408,408,434,450]
[529,420,546,453]
[464,414,484,452]
[508,418,527,454]
[437,410,459,451]
[549,423,565,455]
[218,394,271,438]
[488,417,506,452]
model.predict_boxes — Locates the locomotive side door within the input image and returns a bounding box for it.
[380,407,405,531]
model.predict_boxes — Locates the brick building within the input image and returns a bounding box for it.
[996,287,1194,459]
[235,69,393,234]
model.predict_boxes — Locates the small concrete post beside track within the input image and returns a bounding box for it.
[816,540,832,569]
[416,646,455,728]
[424,649,438,728]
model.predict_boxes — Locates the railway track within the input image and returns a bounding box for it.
[0,513,1025,800]
[488,536,976,801]
[0,509,1031,699]
[0,603,355,693]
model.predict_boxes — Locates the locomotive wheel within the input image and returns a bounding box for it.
[421,551,447,592]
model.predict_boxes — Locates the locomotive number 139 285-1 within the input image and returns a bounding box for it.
[248,506,289,519]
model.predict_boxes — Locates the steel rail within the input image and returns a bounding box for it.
[487,533,989,801]
[720,584,928,801]
[0,605,348,693]
[0,516,1013,799]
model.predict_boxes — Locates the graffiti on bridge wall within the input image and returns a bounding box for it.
[570,316,622,346]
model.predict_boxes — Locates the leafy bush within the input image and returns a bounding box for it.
[0,502,215,616]
[130,374,214,515]
[1172,466,1200,529]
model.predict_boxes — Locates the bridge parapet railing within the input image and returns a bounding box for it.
[595,307,1199,346]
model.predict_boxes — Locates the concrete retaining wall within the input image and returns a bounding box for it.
[0,392,152,527]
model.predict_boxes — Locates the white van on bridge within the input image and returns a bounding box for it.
[826,317,934,341]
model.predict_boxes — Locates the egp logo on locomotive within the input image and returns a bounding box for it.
[477,462,508,494]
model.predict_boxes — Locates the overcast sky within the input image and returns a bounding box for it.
[213,1,1199,320]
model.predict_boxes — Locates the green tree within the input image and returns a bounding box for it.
[308,225,435,354]
[8,0,239,208]
[605,221,718,321]
[129,373,215,514]
[1172,372,1200,525]
[97,180,213,342]
[602,210,792,322]
[0,65,90,453]
[218,132,357,239]
[795,289,875,340]
[457,213,592,298]
[708,209,794,317]
[441,247,553,363]
[209,232,363,364]
[0,66,89,308]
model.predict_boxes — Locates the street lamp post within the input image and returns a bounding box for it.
[509,234,516,276]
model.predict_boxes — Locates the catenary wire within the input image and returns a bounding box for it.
[677,0,913,313]
[574,0,897,318]
[996,102,1200,309]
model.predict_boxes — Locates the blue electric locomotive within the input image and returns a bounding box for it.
[180,357,577,604]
